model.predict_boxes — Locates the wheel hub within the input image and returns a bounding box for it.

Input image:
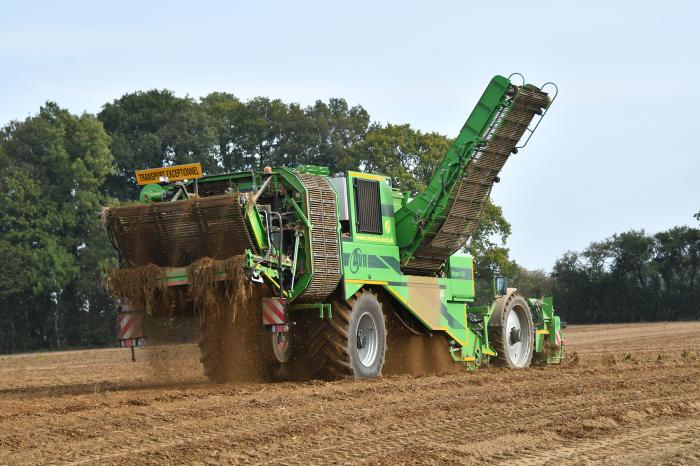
[355,311,378,367]
[505,304,531,368]
[357,329,367,349]
[271,331,292,363]
[510,327,522,344]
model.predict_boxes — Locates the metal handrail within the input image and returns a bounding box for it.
[516,81,558,149]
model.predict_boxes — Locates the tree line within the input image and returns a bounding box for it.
[0,90,696,353]
[549,225,700,324]
[509,221,700,324]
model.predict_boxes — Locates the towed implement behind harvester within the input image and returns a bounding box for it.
[104,74,564,380]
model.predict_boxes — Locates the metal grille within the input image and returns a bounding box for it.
[353,178,382,234]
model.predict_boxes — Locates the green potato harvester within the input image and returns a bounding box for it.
[104,74,564,379]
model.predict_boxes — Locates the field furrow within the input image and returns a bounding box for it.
[0,321,698,465]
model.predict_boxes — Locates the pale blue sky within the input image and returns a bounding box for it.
[2,0,698,270]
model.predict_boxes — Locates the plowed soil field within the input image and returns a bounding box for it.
[1,322,698,465]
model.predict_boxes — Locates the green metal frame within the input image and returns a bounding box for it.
[531,296,565,363]
[289,303,332,318]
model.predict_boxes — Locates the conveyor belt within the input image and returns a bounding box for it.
[404,85,550,275]
[105,195,254,267]
[295,172,342,302]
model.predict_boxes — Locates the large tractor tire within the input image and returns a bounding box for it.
[305,290,387,379]
[488,292,534,368]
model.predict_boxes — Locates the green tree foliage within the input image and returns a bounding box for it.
[551,226,700,323]
[353,123,450,192]
[510,267,553,300]
[296,98,370,172]
[203,95,370,172]
[0,103,115,351]
[98,90,218,200]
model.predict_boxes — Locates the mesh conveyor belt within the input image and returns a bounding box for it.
[105,195,254,267]
[404,86,550,275]
[295,173,342,302]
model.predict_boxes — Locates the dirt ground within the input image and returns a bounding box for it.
[0,321,698,465]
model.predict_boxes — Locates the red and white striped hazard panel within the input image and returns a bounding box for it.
[262,297,286,325]
[118,311,143,340]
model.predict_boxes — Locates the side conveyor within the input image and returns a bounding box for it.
[396,78,550,275]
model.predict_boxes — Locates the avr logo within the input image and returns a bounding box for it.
[349,248,368,273]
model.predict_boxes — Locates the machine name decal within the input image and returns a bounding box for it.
[343,251,403,274]
[348,248,368,273]
[450,267,473,279]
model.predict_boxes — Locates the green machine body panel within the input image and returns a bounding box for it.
[338,171,481,355]
[446,253,475,301]
[531,295,565,363]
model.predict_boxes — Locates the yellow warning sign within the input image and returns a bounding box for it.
[135,163,203,185]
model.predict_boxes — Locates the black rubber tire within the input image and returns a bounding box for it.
[488,293,534,369]
[305,291,387,379]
